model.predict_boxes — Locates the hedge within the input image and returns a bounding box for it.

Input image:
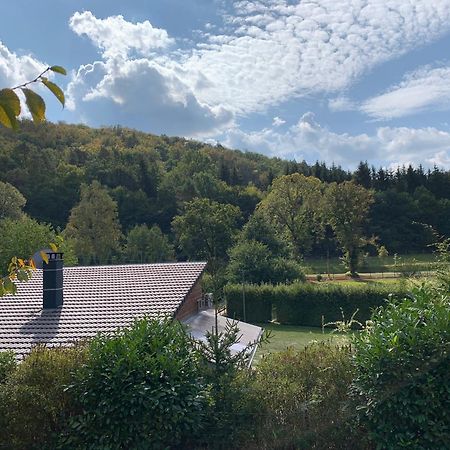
[225,282,409,327]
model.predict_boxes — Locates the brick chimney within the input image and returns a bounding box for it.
[43,252,64,309]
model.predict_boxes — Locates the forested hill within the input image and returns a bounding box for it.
[0,120,449,264]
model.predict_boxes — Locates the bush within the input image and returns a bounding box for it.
[0,350,16,383]
[62,318,210,450]
[352,283,450,449]
[226,282,408,326]
[0,345,86,450]
[243,342,366,449]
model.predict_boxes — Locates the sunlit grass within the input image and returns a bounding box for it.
[254,323,351,364]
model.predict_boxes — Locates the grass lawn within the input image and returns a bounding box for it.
[302,253,437,275]
[254,323,351,364]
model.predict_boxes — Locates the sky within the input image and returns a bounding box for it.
[2,0,450,170]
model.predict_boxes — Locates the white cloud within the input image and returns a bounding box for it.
[361,65,450,119]
[222,113,450,169]
[272,116,285,126]
[0,41,47,89]
[66,2,450,137]
[183,0,450,114]
[328,96,357,112]
[69,11,174,60]
[67,58,232,136]
[66,12,232,137]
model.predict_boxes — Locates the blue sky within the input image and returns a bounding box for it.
[2,0,450,169]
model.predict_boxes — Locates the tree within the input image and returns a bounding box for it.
[0,216,54,274]
[172,198,241,266]
[0,181,26,220]
[258,174,324,259]
[125,224,174,263]
[323,181,374,277]
[240,211,287,256]
[227,240,303,284]
[65,181,123,264]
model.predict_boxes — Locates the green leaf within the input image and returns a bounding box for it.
[41,78,65,107]
[49,65,67,75]
[22,88,46,122]
[0,89,21,129]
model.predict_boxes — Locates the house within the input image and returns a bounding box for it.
[0,252,262,362]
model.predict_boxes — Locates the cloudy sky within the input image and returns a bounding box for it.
[2,0,450,169]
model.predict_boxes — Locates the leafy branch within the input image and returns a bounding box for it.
[0,240,61,297]
[0,65,66,129]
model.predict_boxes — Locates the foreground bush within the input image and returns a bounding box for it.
[243,341,366,449]
[62,318,210,450]
[0,350,16,383]
[0,345,86,450]
[352,283,450,449]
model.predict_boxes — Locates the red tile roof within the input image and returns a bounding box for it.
[0,262,206,359]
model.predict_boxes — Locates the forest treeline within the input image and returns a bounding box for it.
[0,120,449,272]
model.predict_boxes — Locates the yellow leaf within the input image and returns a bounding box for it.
[40,251,49,264]
[22,88,46,122]
[41,78,65,107]
[49,242,58,252]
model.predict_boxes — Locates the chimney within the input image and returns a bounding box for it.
[43,252,64,309]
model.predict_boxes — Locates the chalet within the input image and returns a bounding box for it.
[0,252,261,361]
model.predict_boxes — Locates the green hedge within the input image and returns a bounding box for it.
[225,282,409,327]
[225,283,274,322]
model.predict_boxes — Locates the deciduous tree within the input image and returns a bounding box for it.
[65,181,123,264]
[172,198,241,266]
[125,224,174,263]
[323,181,374,276]
[258,174,324,259]
[0,182,26,220]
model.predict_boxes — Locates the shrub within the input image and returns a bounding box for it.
[226,282,408,326]
[0,350,16,383]
[243,342,366,449]
[62,318,210,450]
[0,345,86,450]
[352,283,450,449]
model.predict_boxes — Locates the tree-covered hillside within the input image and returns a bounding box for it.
[0,120,449,270]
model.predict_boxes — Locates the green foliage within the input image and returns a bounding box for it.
[172,197,241,264]
[352,283,450,449]
[226,282,408,326]
[240,211,288,255]
[0,181,26,220]
[63,318,210,450]
[227,240,304,284]
[259,173,324,258]
[0,121,448,259]
[193,318,259,447]
[65,180,123,264]
[0,346,86,450]
[0,216,55,274]
[323,181,374,276]
[245,342,363,449]
[125,224,174,263]
[0,351,16,384]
